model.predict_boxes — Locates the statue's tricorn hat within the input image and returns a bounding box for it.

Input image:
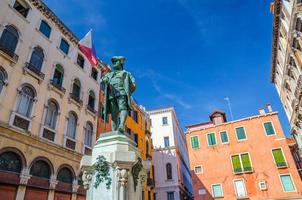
[111,56,126,64]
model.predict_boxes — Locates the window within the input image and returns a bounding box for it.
[207,132,216,146]
[220,131,229,144]
[264,122,275,136]
[0,25,19,55]
[194,166,203,174]
[44,100,58,130]
[16,85,35,117]
[0,68,7,94]
[77,54,84,68]
[164,136,170,147]
[85,122,93,147]
[190,136,199,149]
[71,79,81,100]
[162,116,168,125]
[57,167,73,183]
[13,0,30,18]
[167,192,174,200]
[59,38,69,54]
[231,153,252,173]
[259,181,267,190]
[88,91,95,111]
[235,127,247,141]
[67,112,77,139]
[212,184,223,198]
[30,160,51,179]
[132,110,138,123]
[52,64,64,87]
[39,20,51,38]
[28,46,44,71]
[91,67,98,80]
[134,133,138,147]
[166,163,172,180]
[272,148,287,168]
[296,18,302,32]
[234,179,247,198]
[280,174,295,192]
[0,151,22,173]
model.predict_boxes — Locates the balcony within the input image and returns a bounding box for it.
[24,62,45,82]
[50,80,66,94]
[0,44,19,63]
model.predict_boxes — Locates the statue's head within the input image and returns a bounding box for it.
[111,56,125,71]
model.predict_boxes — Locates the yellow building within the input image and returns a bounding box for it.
[0,0,103,199]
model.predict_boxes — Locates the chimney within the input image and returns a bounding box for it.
[259,108,265,115]
[266,104,273,112]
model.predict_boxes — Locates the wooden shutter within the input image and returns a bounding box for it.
[0,184,17,200]
[241,154,251,171]
[231,155,242,173]
[272,149,286,167]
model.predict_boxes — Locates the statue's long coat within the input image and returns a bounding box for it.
[102,70,136,123]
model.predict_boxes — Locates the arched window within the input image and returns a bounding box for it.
[30,160,51,179]
[0,151,22,173]
[0,25,19,55]
[44,100,58,129]
[88,91,95,110]
[84,122,93,148]
[72,79,81,100]
[29,46,44,71]
[16,85,35,117]
[52,64,64,88]
[57,167,74,183]
[67,112,77,139]
[166,163,172,180]
[0,68,7,94]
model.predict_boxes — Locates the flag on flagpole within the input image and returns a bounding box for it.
[78,30,98,66]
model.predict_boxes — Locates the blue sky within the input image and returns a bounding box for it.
[44,0,291,135]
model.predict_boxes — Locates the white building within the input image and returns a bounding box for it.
[148,107,193,200]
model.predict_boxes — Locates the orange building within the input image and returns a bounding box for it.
[97,74,154,200]
[186,105,302,200]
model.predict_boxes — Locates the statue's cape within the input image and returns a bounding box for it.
[102,71,136,123]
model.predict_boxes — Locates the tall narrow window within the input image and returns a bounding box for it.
[207,132,216,146]
[272,148,287,168]
[220,131,229,143]
[91,67,98,80]
[235,127,247,141]
[167,192,174,200]
[162,117,168,125]
[296,18,302,32]
[59,38,69,54]
[190,136,199,149]
[16,86,35,117]
[44,100,58,130]
[67,112,77,139]
[84,122,93,155]
[0,25,19,56]
[39,20,51,38]
[212,184,223,198]
[52,64,64,88]
[28,46,44,72]
[13,0,30,18]
[164,136,170,147]
[77,54,84,68]
[280,174,295,192]
[234,179,247,198]
[166,163,172,180]
[0,68,7,94]
[88,91,95,111]
[264,122,275,136]
[71,79,81,101]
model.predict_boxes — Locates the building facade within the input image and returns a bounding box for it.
[148,107,193,200]
[186,106,302,200]
[287,137,302,178]
[270,0,302,155]
[97,99,155,200]
[0,0,103,199]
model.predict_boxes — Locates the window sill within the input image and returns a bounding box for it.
[8,4,30,24]
[48,82,66,98]
[10,111,32,132]
[56,46,70,59]
[74,62,86,72]
[213,196,224,199]
[0,48,18,64]
[35,28,52,43]
[68,95,83,109]
[23,65,44,84]
[85,106,97,119]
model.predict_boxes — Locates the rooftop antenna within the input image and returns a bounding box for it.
[224,97,234,121]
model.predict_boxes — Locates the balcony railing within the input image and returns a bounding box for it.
[50,80,66,93]
[69,93,83,105]
[25,62,45,79]
[0,44,19,62]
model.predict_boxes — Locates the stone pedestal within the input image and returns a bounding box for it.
[81,131,150,200]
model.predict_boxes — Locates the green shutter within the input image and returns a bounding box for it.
[272,149,286,167]
[220,131,228,143]
[241,154,252,171]
[236,127,246,140]
[231,155,242,173]
[191,136,199,149]
[207,133,216,146]
[264,122,275,135]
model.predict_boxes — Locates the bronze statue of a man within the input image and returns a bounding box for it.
[101,56,136,132]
